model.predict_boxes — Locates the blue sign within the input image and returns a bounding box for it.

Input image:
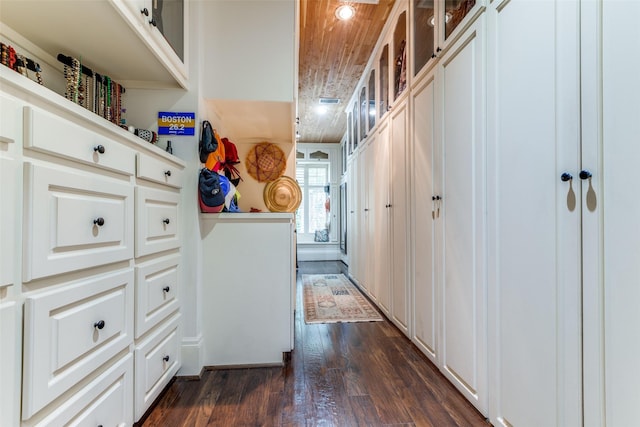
[157,112,196,136]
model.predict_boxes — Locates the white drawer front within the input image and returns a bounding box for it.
[0,157,17,288]
[135,187,180,257]
[0,93,22,148]
[24,106,135,175]
[23,163,134,281]
[24,354,133,427]
[135,254,180,338]
[136,152,183,188]
[22,269,134,419]
[135,313,181,420]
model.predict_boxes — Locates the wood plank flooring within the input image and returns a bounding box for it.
[139,261,490,426]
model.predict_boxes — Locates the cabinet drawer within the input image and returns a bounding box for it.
[135,187,180,257]
[23,163,134,282]
[0,93,21,149]
[136,152,183,188]
[24,354,133,427]
[0,157,17,288]
[22,269,134,419]
[24,106,135,176]
[135,254,180,338]
[135,313,181,420]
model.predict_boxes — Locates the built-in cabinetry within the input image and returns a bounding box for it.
[348,0,640,425]
[200,213,295,366]
[0,0,188,88]
[1,61,185,425]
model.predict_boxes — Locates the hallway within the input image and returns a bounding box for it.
[140,261,489,426]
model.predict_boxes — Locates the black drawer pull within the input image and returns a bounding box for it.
[164,170,172,177]
[93,217,105,227]
[93,144,105,154]
[94,320,105,330]
[163,286,170,293]
[140,7,149,16]
[163,218,171,225]
[163,355,170,362]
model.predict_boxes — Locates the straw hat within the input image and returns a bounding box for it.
[245,142,286,182]
[263,176,302,213]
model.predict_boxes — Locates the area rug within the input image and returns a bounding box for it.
[303,274,383,324]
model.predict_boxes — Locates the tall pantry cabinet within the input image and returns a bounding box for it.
[486,0,582,425]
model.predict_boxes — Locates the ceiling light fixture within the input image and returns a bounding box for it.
[428,12,452,27]
[335,4,355,20]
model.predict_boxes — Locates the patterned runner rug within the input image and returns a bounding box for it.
[303,274,383,324]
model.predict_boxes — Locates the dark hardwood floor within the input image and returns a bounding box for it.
[140,261,490,426]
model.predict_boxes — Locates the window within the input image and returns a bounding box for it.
[296,162,331,242]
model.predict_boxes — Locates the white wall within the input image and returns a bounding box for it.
[201,0,295,102]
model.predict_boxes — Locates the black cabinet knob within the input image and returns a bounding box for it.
[150,18,157,27]
[93,145,105,154]
[163,218,170,225]
[431,53,437,59]
[579,170,592,180]
[561,172,573,182]
[164,170,172,177]
[93,217,105,227]
[141,7,149,16]
[163,355,170,362]
[94,320,105,330]
[163,286,170,293]
[437,47,442,52]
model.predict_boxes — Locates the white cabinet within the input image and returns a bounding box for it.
[23,106,136,176]
[135,254,181,338]
[411,71,438,363]
[437,15,487,415]
[22,354,134,427]
[373,121,391,315]
[486,1,582,425]
[134,312,181,420]
[200,214,295,367]
[135,186,180,257]
[389,103,409,334]
[0,93,20,288]
[0,301,21,427]
[0,0,188,88]
[595,2,640,425]
[22,269,134,419]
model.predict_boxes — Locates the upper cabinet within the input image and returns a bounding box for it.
[0,0,189,88]
[393,11,408,100]
[379,45,389,118]
[413,0,435,75]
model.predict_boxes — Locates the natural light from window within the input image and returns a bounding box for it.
[296,162,331,243]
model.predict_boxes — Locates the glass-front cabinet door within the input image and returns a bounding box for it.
[368,70,376,130]
[359,86,367,141]
[444,0,476,40]
[352,103,359,150]
[152,0,185,61]
[413,0,435,75]
[393,11,408,100]
[379,45,389,118]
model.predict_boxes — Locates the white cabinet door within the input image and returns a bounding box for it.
[0,94,21,288]
[347,156,359,281]
[411,72,438,363]
[390,102,408,334]
[486,1,582,426]
[374,121,391,314]
[0,301,21,427]
[598,2,640,425]
[437,15,487,415]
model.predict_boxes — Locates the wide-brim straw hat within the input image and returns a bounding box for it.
[263,176,302,213]
[245,142,286,182]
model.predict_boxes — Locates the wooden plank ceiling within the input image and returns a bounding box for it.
[298,0,395,143]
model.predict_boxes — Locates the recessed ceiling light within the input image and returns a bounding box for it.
[335,4,355,20]
[316,105,328,115]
